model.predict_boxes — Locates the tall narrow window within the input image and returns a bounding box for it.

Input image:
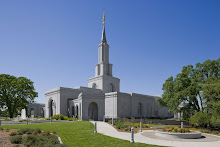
[109,83,113,92]
[138,103,142,115]
[92,83,97,89]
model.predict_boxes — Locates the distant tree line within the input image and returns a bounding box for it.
[157,58,220,128]
[0,74,38,118]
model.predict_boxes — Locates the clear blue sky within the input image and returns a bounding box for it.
[0,1,219,103]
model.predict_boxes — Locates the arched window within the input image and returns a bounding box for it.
[109,83,114,92]
[138,103,142,115]
[92,83,97,89]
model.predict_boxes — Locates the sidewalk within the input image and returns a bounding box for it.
[90,121,220,147]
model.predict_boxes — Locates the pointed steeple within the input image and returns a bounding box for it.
[101,12,107,43]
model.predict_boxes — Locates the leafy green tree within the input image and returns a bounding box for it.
[157,58,220,124]
[0,74,38,118]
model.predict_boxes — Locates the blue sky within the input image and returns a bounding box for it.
[0,1,219,103]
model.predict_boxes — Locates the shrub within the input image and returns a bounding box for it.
[143,124,149,128]
[26,129,34,135]
[52,115,60,120]
[52,114,67,120]
[212,131,219,134]
[9,132,17,136]
[68,117,73,121]
[204,130,211,133]
[134,123,140,128]
[17,128,29,135]
[116,123,122,129]
[22,135,37,147]
[34,115,38,118]
[10,135,22,144]
[178,128,182,133]
[35,128,41,134]
[210,116,220,128]
[189,112,210,127]
[63,116,68,120]
[43,131,51,136]
[47,135,60,145]
[174,128,178,133]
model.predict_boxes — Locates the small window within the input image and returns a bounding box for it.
[92,83,97,89]
[138,103,142,115]
[109,84,114,92]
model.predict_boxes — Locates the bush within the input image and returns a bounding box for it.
[17,128,30,135]
[10,135,22,144]
[52,115,60,120]
[68,117,73,121]
[22,135,37,147]
[212,131,219,134]
[26,129,34,135]
[174,128,178,133]
[35,128,41,134]
[63,116,68,120]
[43,131,51,136]
[52,115,65,120]
[210,116,220,128]
[204,130,211,133]
[189,112,210,127]
[9,132,17,136]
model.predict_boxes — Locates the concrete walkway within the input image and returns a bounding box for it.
[90,121,220,147]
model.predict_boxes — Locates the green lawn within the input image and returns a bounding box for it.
[0,121,162,147]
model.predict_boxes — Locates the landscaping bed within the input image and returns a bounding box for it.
[0,128,66,147]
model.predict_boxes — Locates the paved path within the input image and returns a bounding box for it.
[90,121,220,147]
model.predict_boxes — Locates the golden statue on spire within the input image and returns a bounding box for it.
[103,12,105,25]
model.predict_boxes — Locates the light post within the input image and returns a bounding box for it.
[94,122,97,133]
[178,102,184,129]
[140,122,142,132]
[130,127,134,143]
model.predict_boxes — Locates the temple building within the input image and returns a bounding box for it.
[41,14,173,120]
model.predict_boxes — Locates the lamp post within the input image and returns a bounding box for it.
[178,102,184,129]
[130,127,134,143]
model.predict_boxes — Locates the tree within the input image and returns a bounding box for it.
[157,58,220,123]
[0,74,38,118]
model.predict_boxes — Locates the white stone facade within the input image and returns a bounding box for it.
[42,15,173,120]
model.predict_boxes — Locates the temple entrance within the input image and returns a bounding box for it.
[88,102,98,121]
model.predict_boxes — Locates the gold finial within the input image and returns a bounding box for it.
[103,12,105,25]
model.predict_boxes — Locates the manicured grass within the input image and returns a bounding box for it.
[0,121,163,147]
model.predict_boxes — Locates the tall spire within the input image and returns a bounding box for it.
[101,12,107,43]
